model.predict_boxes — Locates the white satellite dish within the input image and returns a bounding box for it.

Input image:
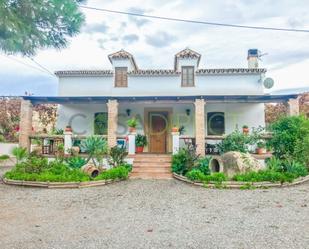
[263,77,274,89]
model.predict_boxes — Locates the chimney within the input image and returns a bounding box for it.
[247,49,259,68]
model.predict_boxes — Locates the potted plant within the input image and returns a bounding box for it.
[256,141,266,154]
[135,134,148,153]
[71,140,80,155]
[172,125,179,132]
[179,125,185,135]
[65,125,72,132]
[242,125,249,134]
[127,118,138,133]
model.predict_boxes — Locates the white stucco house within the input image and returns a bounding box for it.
[20,48,299,156]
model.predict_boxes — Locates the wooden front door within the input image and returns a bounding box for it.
[149,112,168,153]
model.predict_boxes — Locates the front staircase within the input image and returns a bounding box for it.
[130,154,173,179]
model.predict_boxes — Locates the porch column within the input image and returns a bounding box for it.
[64,131,72,155]
[172,132,180,155]
[194,99,205,156]
[107,99,118,148]
[287,97,300,116]
[128,132,136,155]
[19,99,33,151]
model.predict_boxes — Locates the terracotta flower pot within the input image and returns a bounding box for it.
[256,148,266,154]
[71,146,80,155]
[82,163,99,178]
[136,146,144,153]
[242,127,249,134]
[172,127,179,132]
[129,127,136,133]
[65,126,72,132]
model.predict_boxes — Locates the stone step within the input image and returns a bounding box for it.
[132,167,171,173]
[133,163,171,168]
[133,159,171,162]
[130,172,173,179]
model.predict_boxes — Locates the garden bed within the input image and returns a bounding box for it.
[173,172,309,189]
[2,177,125,189]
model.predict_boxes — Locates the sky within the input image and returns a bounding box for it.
[0,0,309,96]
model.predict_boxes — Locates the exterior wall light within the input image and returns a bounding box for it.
[126,109,131,116]
[186,109,191,116]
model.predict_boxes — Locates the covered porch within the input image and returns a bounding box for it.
[19,94,299,156]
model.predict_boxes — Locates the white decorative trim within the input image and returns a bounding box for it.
[55,68,266,77]
[55,70,113,76]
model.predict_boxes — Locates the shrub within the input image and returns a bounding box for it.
[17,156,49,174]
[186,170,227,183]
[171,145,199,175]
[203,173,227,183]
[266,157,284,172]
[66,156,86,169]
[268,115,309,164]
[122,163,133,172]
[108,146,128,167]
[4,159,90,182]
[95,166,129,180]
[196,157,211,175]
[284,161,308,177]
[216,130,255,154]
[186,169,205,181]
[233,170,296,183]
[0,154,10,161]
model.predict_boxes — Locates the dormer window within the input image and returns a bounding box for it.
[115,67,128,87]
[181,66,194,87]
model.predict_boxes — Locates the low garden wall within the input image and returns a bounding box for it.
[0,142,18,155]
[173,173,309,189]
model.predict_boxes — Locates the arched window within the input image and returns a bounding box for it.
[94,112,108,135]
[207,112,225,135]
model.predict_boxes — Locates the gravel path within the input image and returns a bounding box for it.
[0,166,309,249]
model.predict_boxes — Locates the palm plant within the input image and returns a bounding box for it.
[12,147,28,164]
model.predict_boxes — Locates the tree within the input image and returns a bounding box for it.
[0,0,85,56]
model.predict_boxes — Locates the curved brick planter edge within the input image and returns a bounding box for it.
[2,177,125,189]
[173,173,309,189]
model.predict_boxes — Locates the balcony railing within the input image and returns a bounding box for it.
[179,133,272,158]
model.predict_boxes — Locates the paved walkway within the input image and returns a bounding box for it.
[0,166,308,249]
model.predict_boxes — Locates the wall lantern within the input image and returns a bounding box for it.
[126,109,131,117]
[186,109,191,116]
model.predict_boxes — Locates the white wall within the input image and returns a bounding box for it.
[205,103,265,134]
[57,104,107,135]
[58,73,264,96]
[57,102,265,137]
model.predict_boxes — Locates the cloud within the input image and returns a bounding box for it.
[83,22,109,34]
[266,50,309,70]
[127,7,151,27]
[145,31,177,48]
[0,73,57,96]
[122,34,139,44]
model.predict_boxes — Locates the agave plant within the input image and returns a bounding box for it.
[81,136,108,166]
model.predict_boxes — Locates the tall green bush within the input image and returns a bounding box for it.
[171,145,199,175]
[269,115,309,165]
[216,130,255,154]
